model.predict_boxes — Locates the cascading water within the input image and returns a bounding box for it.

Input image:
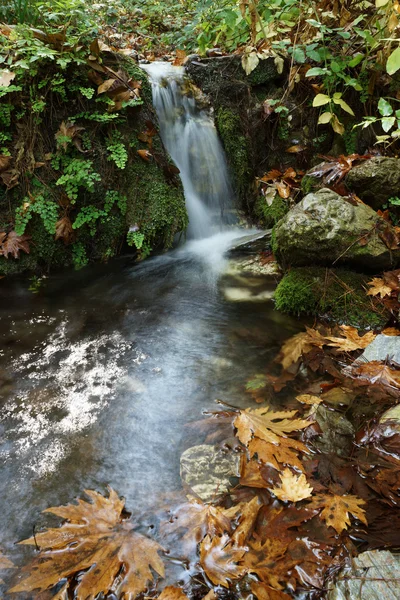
[142,62,235,239]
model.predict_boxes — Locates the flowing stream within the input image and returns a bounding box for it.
[0,65,302,581]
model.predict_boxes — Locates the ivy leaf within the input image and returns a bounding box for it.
[382,116,396,132]
[312,93,331,107]
[378,97,394,116]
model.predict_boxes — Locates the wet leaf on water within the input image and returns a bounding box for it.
[248,435,308,472]
[349,360,400,390]
[199,534,246,587]
[296,394,323,405]
[10,487,165,598]
[234,406,312,447]
[270,468,313,502]
[279,327,327,369]
[157,586,189,600]
[325,325,376,352]
[0,549,14,584]
[309,493,367,533]
[251,581,293,599]
[230,496,260,546]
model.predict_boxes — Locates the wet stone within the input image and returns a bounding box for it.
[357,334,400,364]
[180,444,240,502]
[314,406,354,457]
[228,231,272,255]
[327,550,400,599]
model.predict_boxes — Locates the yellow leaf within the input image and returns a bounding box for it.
[367,277,393,298]
[318,111,333,124]
[279,327,327,369]
[234,406,312,447]
[309,494,367,533]
[0,70,15,87]
[296,394,322,405]
[333,97,355,115]
[376,0,390,6]
[270,468,313,502]
[199,534,246,587]
[157,586,190,600]
[326,325,376,351]
[313,93,331,107]
[331,114,345,135]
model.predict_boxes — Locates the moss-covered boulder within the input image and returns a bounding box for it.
[274,267,387,329]
[254,192,289,228]
[273,188,400,270]
[346,157,400,209]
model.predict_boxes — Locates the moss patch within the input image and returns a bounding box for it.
[255,193,289,228]
[274,267,388,329]
[216,107,250,202]
[124,159,188,249]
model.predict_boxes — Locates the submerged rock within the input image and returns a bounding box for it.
[180,444,240,502]
[314,405,354,457]
[327,550,400,599]
[346,156,400,209]
[273,188,399,270]
[228,231,271,255]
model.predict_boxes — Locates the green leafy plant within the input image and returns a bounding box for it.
[355,97,400,145]
[127,229,144,249]
[106,131,128,170]
[72,241,88,269]
[15,195,58,235]
[55,158,101,202]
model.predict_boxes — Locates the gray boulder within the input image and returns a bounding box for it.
[346,156,400,209]
[357,334,400,364]
[180,444,240,502]
[273,188,399,270]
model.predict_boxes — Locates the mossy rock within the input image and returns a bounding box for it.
[255,193,289,228]
[216,107,251,202]
[274,267,388,329]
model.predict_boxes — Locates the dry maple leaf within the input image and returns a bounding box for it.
[234,406,312,447]
[157,586,189,600]
[270,468,313,502]
[279,327,326,369]
[199,534,246,587]
[350,361,400,390]
[162,497,233,553]
[326,325,376,352]
[296,394,322,405]
[367,277,393,299]
[248,436,308,473]
[1,231,30,259]
[10,488,165,599]
[55,216,73,244]
[309,494,367,534]
[251,582,292,600]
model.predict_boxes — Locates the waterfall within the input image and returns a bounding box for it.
[142,62,235,240]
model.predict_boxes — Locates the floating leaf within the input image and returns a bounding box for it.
[270,468,313,502]
[199,534,246,587]
[325,325,376,352]
[10,488,165,598]
[309,494,367,533]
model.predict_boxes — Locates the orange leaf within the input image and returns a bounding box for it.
[137,149,152,162]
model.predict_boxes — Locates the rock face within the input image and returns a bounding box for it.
[357,334,400,364]
[180,444,240,502]
[346,157,400,209]
[273,188,399,270]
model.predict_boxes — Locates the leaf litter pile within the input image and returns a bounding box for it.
[2,323,400,599]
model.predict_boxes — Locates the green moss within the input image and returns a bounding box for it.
[271,225,278,256]
[120,58,153,106]
[255,193,289,228]
[246,59,278,86]
[123,158,188,248]
[274,267,388,329]
[301,174,321,195]
[216,107,250,201]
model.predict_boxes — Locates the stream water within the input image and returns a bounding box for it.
[0,65,302,582]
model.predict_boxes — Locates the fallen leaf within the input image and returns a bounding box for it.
[1,231,30,259]
[162,497,233,553]
[137,149,152,162]
[382,327,400,336]
[55,121,85,152]
[0,549,13,584]
[157,586,189,600]
[279,327,327,369]
[252,581,292,600]
[296,394,323,405]
[173,49,187,66]
[367,277,393,298]
[309,494,367,533]
[199,534,246,587]
[270,468,313,502]
[0,155,12,172]
[248,436,308,472]
[234,406,312,447]
[55,216,73,244]
[350,361,400,390]
[97,78,116,94]
[325,325,376,352]
[10,488,165,598]
[286,145,306,153]
[230,496,260,546]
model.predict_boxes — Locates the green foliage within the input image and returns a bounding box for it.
[15,195,58,235]
[106,131,128,170]
[127,230,144,249]
[274,267,387,329]
[55,158,101,202]
[356,97,400,145]
[72,241,88,269]
[255,193,289,228]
